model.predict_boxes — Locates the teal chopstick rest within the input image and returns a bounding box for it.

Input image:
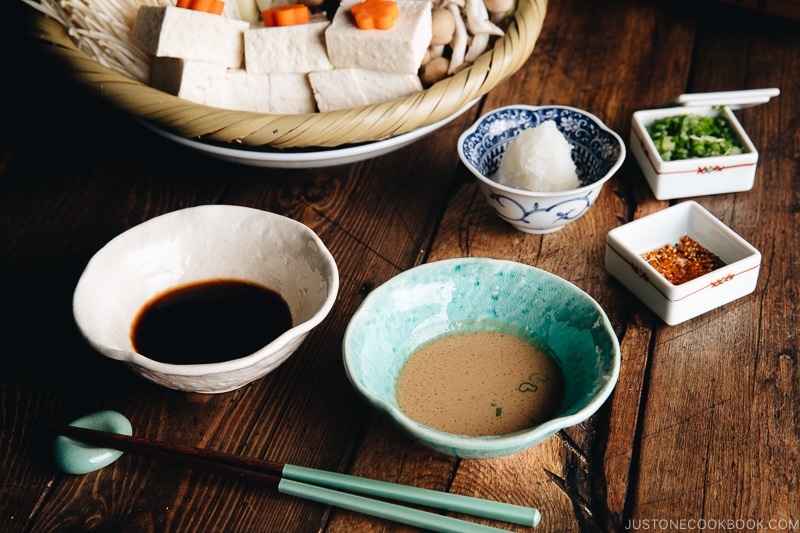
[54,410,132,474]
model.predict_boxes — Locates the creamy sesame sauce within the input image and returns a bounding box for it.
[396,330,565,436]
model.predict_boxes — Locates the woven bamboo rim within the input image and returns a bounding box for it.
[31,0,547,149]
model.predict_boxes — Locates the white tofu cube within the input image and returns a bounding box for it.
[270,73,317,114]
[151,57,227,102]
[325,1,432,75]
[151,58,271,113]
[152,58,319,113]
[308,68,423,112]
[134,6,250,68]
[244,22,333,74]
[212,69,272,112]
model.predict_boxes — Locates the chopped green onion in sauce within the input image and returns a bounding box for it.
[647,111,745,161]
[492,403,503,417]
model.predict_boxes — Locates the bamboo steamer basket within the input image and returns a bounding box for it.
[28,0,547,149]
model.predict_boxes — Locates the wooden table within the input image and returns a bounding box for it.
[3,0,798,531]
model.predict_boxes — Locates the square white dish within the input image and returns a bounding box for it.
[630,106,758,200]
[605,201,761,325]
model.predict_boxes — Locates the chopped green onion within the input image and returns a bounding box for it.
[646,111,745,161]
[491,403,502,417]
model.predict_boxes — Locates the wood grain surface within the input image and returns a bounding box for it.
[2,0,798,531]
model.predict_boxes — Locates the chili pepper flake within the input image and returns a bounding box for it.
[641,236,725,285]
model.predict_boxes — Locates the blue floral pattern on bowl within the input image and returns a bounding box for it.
[458,105,626,234]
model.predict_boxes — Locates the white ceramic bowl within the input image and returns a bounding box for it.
[343,258,620,458]
[605,201,760,325]
[630,106,758,200]
[458,105,626,234]
[73,205,339,393]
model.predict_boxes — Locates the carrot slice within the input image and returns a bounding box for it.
[177,0,225,14]
[351,0,399,30]
[262,4,311,26]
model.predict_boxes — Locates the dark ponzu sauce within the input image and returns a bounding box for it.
[132,279,292,365]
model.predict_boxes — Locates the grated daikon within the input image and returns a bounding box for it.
[493,121,580,192]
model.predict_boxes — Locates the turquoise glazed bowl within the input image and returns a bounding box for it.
[343,258,620,459]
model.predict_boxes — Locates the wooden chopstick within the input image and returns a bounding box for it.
[51,423,541,531]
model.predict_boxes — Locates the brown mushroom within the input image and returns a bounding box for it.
[430,7,456,47]
[483,0,514,15]
[420,56,451,85]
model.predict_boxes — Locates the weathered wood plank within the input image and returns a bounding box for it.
[626,3,800,527]
[2,0,798,531]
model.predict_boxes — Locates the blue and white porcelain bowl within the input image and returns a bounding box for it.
[342,258,620,458]
[458,105,626,234]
